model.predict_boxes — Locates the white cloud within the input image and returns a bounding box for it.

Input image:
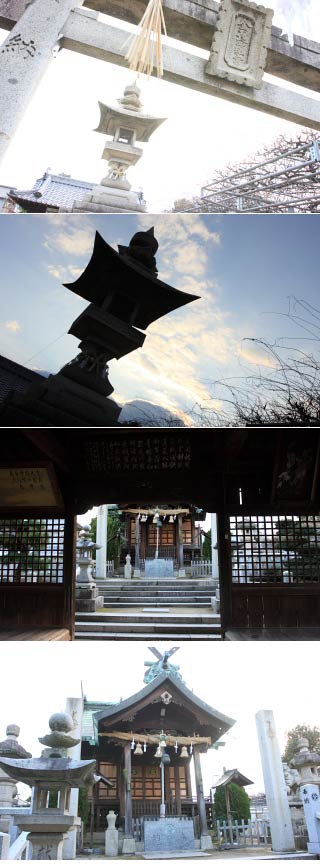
[47,264,65,280]
[43,217,94,257]
[5,320,21,333]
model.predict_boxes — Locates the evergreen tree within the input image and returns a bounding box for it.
[78,788,90,829]
[214,783,251,822]
[282,725,320,764]
[202,529,212,560]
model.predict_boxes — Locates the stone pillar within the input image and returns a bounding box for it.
[177,514,185,576]
[96,505,108,581]
[134,515,140,577]
[193,748,212,850]
[255,710,295,852]
[122,744,135,854]
[63,697,84,860]
[0,0,80,165]
[0,831,10,860]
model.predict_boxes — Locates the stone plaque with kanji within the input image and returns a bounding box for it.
[206,0,273,89]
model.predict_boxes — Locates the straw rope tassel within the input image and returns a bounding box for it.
[125,0,168,78]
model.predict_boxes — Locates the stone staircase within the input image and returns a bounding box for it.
[75,578,221,640]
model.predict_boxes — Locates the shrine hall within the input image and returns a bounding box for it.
[80,647,234,851]
[0,428,320,641]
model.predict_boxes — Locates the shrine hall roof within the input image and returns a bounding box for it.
[8,171,94,212]
[94,670,235,741]
[213,769,254,789]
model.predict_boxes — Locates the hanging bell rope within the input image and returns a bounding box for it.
[125,0,168,78]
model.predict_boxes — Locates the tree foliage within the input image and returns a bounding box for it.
[282,725,320,764]
[202,529,212,560]
[78,787,90,829]
[214,783,251,822]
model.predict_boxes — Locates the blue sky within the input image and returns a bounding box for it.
[0,213,319,422]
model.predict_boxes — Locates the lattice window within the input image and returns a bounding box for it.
[0,518,65,584]
[230,515,320,584]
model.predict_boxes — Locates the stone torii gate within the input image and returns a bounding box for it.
[0,0,320,166]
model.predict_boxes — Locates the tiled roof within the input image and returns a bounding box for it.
[9,172,94,211]
[0,354,44,403]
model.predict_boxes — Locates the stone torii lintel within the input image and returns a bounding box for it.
[61,11,320,131]
[0,0,320,169]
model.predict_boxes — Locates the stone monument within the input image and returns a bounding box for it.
[76,525,104,613]
[73,81,165,213]
[206,0,273,89]
[0,711,97,861]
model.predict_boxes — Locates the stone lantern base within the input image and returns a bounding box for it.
[75,583,104,613]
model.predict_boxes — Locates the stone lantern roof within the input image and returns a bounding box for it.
[0,725,31,759]
[95,81,166,143]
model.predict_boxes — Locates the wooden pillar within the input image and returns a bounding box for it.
[177,514,184,569]
[193,747,208,836]
[186,762,193,798]
[119,759,125,823]
[63,512,76,639]
[135,515,140,570]
[124,743,133,838]
[216,507,233,634]
[174,766,182,816]
[164,764,170,804]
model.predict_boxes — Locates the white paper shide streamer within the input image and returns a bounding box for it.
[125,0,168,78]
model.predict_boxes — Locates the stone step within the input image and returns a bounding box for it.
[75,622,220,633]
[99,592,215,599]
[75,632,222,640]
[75,612,220,624]
[75,624,221,636]
[103,601,213,607]
[97,580,215,588]
[100,592,215,598]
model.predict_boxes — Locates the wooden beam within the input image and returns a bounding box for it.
[62,12,320,131]
[21,430,71,473]
[100,730,212,746]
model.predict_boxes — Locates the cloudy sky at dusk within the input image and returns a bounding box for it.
[0,212,319,423]
[0,0,320,211]
[1,641,319,797]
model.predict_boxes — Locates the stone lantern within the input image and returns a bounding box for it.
[73,81,165,214]
[291,738,320,855]
[291,738,320,786]
[0,725,31,834]
[76,525,104,612]
[0,711,97,861]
